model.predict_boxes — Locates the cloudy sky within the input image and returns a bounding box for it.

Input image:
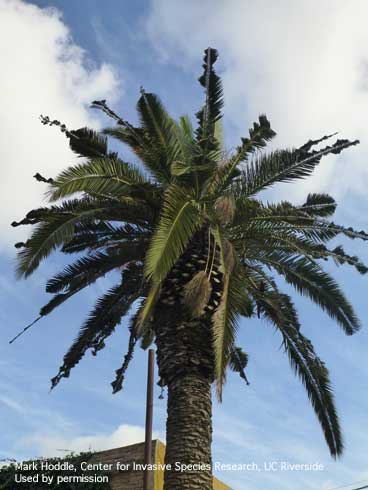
[1,1,368,489]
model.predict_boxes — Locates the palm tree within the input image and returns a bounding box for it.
[12,48,365,490]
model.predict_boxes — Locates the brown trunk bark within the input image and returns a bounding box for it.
[153,229,220,490]
[164,372,213,490]
[155,312,215,490]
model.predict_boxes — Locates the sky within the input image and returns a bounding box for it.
[0,1,368,489]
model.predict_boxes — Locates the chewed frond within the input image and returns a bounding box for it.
[300,193,337,217]
[11,248,131,342]
[196,47,224,150]
[69,127,109,158]
[328,245,368,274]
[229,346,250,385]
[111,309,141,394]
[236,114,276,158]
[298,132,338,152]
[240,138,359,196]
[40,116,109,159]
[51,264,143,390]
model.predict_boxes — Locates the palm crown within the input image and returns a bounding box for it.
[13,48,365,458]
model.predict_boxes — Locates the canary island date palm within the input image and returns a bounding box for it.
[13,48,365,490]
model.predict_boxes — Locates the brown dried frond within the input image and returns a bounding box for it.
[214,196,236,225]
[222,238,235,272]
[182,270,212,317]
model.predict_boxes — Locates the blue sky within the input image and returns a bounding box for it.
[1,1,368,489]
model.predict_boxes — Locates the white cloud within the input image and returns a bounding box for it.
[146,0,368,202]
[0,394,25,414]
[19,424,156,458]
[0,0,121,251]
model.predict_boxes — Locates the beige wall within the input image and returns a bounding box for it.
[91,440,230,490]
[90,441,153,490]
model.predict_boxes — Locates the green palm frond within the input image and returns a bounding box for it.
[46,248,143,295]
[229,197,263,226]
[61,221,119,254]
[144,184,202,282]
[61,222,149,254]
[211,230,253,398]
[232,216,357,252]
[259,292,343,458]
[14,48,365,461]
[258,195,337,220]
[103,126,172,184]
[212,271,235,400]
[171,116,197,170]
[235,225,334,263]
[37,253,144,325]
[206,115,276,195]
[245,233,368,274]
[16,198,117,277]
[231,196,337,231]
[179,115,194,139]
[137,90,181,167]
[320,221,368,241]
[212,264,253,399]
[47,157,151,202]
[169,116,204,182]
[260,253,360,335]
[92,98,178,184]
[214,120,224,148]
[11,252,126,343]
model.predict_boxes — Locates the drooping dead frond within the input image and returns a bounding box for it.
[183,270,212,317]
[214,195,236,225]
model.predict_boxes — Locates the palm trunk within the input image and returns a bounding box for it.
[154,230,221,490]
[164,372,213,490]
[155,313,215,490]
